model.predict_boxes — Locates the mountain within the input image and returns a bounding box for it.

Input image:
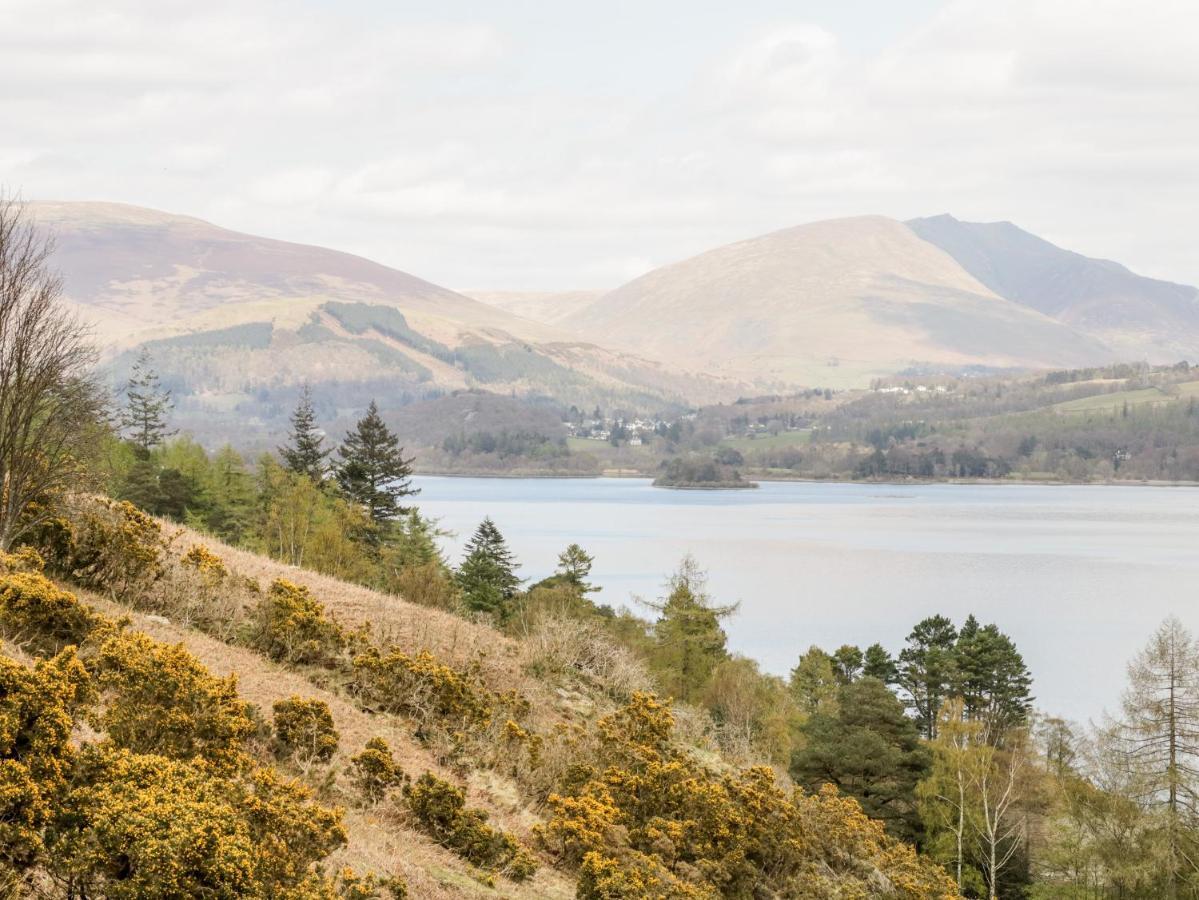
[563,216,1114,388]
[907,214,1199,363]
[33,202,734,447]
[461,290,605,327]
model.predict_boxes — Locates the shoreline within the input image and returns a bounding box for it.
[416,468,1199,489]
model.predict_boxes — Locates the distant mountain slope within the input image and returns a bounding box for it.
[31,202,736,447]
[463,290,605,327]
[565,216,1113,387]
[908,214,1199,363]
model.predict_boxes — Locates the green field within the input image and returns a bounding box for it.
[1052,381,1199,414]
[720,430,812,450]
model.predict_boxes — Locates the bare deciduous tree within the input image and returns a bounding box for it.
[0,195,106,550]
[1116,615,1199,898]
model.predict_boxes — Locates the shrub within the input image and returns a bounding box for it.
[249,579,346,667]
[181,543,228,580]
[38,498,168,601]
[47,746,347,898]
[351,647,492,735]
[0,648,91,876]
[348,737,405,803]
[539,693,958,899]
[94,631,254,772]
[405,772,537,881]
[578,850,717,900]
[0,571,108,655]
[273,696,339,763]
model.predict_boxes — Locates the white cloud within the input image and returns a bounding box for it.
[2,0,1197,289]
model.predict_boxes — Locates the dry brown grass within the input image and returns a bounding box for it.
[160,523,525,688]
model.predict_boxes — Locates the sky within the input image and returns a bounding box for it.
[2,0,1197,291]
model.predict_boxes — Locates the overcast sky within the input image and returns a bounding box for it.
[3,0,1197,290]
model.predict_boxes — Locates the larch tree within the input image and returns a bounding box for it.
[119,349,175,455]
[279,385,330,482]
[645,556,737,704]
[0,196,107,551]
[1116,615,1199,898]
[335,400,417,528]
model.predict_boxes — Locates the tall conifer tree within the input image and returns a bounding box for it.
[120,349,175,455]
[280,386,330,482]
[455,517,523,618]
[335,400,417,526]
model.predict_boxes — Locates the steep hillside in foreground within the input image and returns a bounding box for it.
[908,214,1199,364]
[30,202,737,446]
[3,499,957,898]
[564,216,1115,388]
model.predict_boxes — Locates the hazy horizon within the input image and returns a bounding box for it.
[5,0,1198,291]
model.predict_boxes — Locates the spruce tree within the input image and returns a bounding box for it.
[280,386,330,482]
[120,349,175,455]
[455,517,523,619]
[335,400,417,526]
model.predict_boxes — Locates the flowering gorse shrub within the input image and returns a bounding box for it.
[273,696,340,763]
[348,737,406,804]
[249,579,347,667]
[404,771,537,881]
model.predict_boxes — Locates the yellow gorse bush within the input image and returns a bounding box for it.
[539,692,959,899]
[250,578,347,667]
[348,737,406,804]
[404,771,538,882]
[273,695,340,763]
[94,631,255,772]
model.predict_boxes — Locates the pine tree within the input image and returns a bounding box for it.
[791,676,930,844]
[455,517,523,619]
[953,616,1033,738]
[120,349,175,455]
[898,615,959,739]
[279,386,330,482]
[335,400,417,526]
[863,643,898,683]
[555,543,599,595]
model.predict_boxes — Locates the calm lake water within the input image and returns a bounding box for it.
[412,476,1199,723]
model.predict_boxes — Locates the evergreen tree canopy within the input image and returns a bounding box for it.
[335,400,417,526]
[791,676,930,844]
[455,517,523,619]
[279,385,330,482]
[953,615,1034,737]
[832,644,864,684]
[863,642,898,683]
[119,350,175,455]
[898,614,959,739]
[646,557,737,704]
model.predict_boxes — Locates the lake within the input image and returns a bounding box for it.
[412,475,1199,723]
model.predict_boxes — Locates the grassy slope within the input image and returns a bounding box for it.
[76,521,581,899]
